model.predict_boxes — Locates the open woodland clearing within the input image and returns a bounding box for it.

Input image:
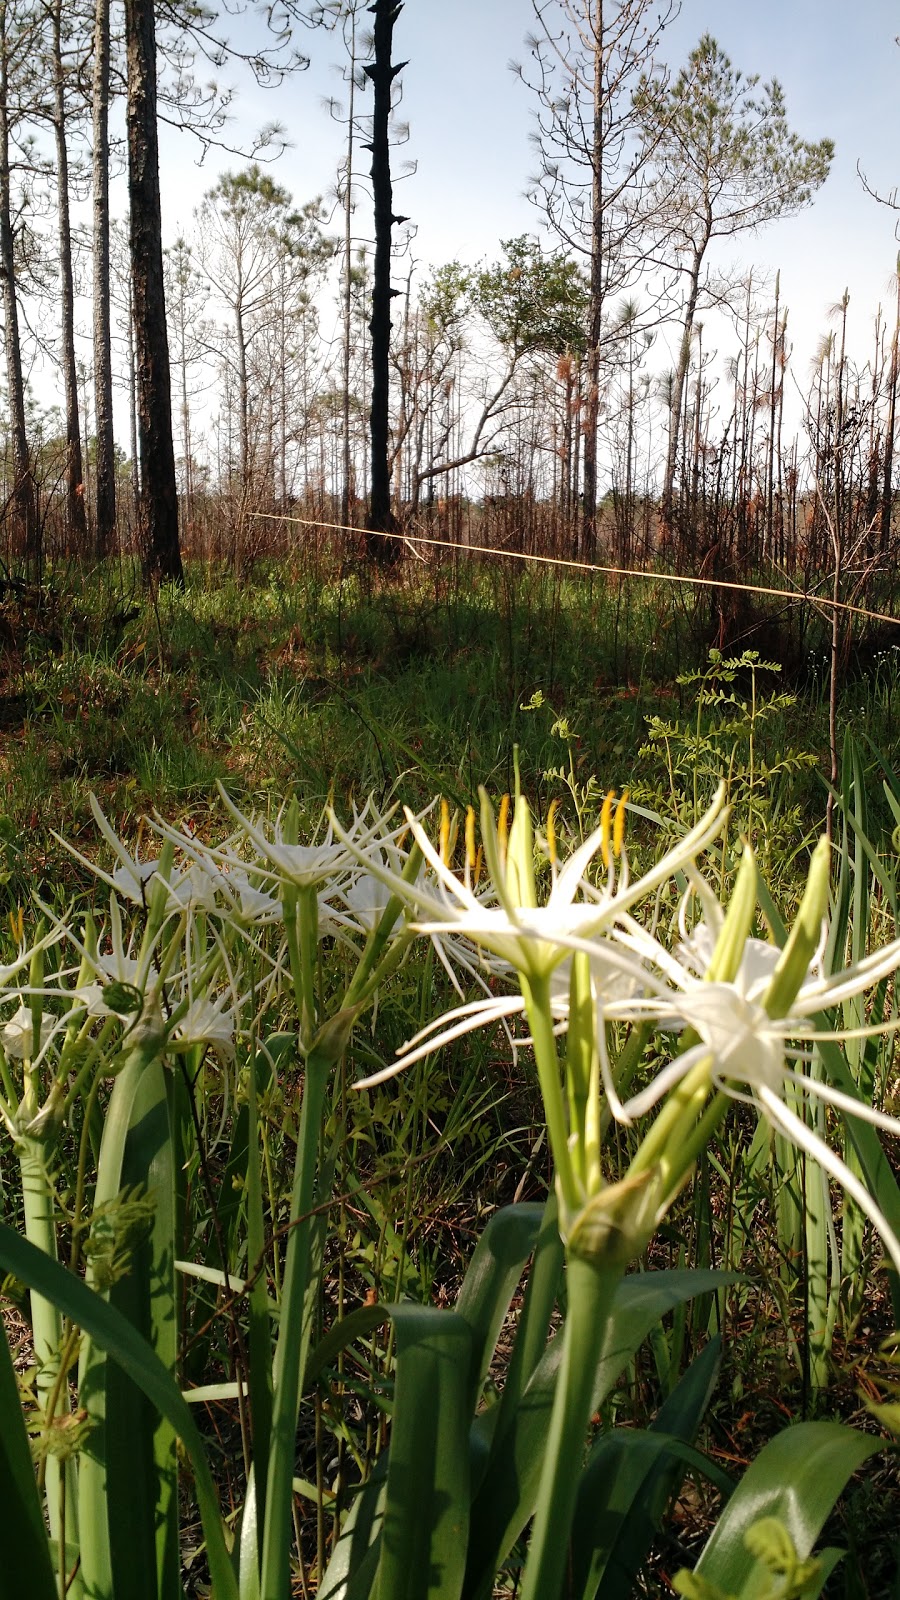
[3,0,900,1594]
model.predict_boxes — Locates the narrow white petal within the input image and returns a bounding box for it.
[779,1066,900,1138]
[759,1086,900,1278]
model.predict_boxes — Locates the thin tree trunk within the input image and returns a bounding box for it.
[125,0,183,584]
[581,0,603,564]
[127,271,139,517]
[364,0,404,562]
[765,271,779,561]
[341,5,358,532]
[92,0,116,555]
[0,2,37,566]
[52,0,87,551]
[661,236,708,545]
[882,265,900,555]
[235,298,250,495]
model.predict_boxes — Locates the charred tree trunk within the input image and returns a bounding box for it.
[125,0,183,585]
[0,3,37,567]
[52,0,87,552]
[92,0,116,555]
[363,0,405,564]
[581,0,603,564]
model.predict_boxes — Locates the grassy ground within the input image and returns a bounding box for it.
[3,554,900,1594]
[0,553,867,907]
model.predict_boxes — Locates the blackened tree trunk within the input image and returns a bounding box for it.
[363,0,405,563]
[0,0,37,567]
[92,0,116,555]
[580,0,603,564]
[124,0,183,585]
[51,0,87,552]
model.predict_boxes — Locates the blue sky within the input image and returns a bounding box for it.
[160,0,900,404]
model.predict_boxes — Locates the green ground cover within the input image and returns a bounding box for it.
[1,557,899,1597]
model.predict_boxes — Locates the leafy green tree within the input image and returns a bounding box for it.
[634,34,833,534]
[408,238,588,504]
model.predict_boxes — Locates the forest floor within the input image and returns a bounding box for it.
[2,553,900,1594]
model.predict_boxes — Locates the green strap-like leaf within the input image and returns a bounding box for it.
[373,1304,472,1600]
[0,1313,58,1600]
[454,1204,544,1414]
[587,1336,727,1600]
[464,1269,735,1600]
[317,1458,388,1600]
[691,1420,881,1596]
[0,1223,239,1600]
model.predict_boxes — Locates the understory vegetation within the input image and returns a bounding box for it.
[2,551,900,1598]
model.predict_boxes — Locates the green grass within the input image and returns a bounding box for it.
[1,555,869,909]
[2,555,900,1592]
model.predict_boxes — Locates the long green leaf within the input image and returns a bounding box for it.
[814,1034,900,1319]
[454,1204,544,1414]
[373,1304,471,1600]
[486,1193,563,1465]
[260,1041,332,1600]
[246,1049,274,1546]
[588,1336,726,1600]
[464,1269,735,1600]
[318,1462,388,1600]
[691,1420,880,1596]
[0,1224,239,1600]
[0,1313,58,1600]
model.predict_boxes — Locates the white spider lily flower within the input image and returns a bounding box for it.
[1,1005,55,1059]
[356,938,655,1091]
[72,952,147,1018]
[226,870,282,924]
[149,817,284,925]
[164,860,230,913]
[214,786,385,891]
[606,893,900,1276]
[63,891,166,1021]
[169,995,238,1060]
[332,784,728,985]
[335,863,394,932]
[54,795,163,904]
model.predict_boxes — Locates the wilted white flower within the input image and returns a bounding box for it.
[169,994,238,1060]
[1,1005,55,1060]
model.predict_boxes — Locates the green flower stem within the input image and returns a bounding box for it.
[282,884,319,1043]
[19,1134,76,1570]
[260,1041,331,1600]
[60,1016,118,1121]
[520,973,580,1216]
[660,1088,730,1198]
[0,1044,17,1114]
[343,846,423,1009]
[520,1251,623,1600]
[629,1058,713,1181]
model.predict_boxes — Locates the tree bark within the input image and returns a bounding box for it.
[363,0,404,563]
[0,0,37,567]
[92,0,116,555]
[125,0,183,585]
[52,0,87,552]
[661,234,708,550]
[580,0,603,564]
[882,273,900,555]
